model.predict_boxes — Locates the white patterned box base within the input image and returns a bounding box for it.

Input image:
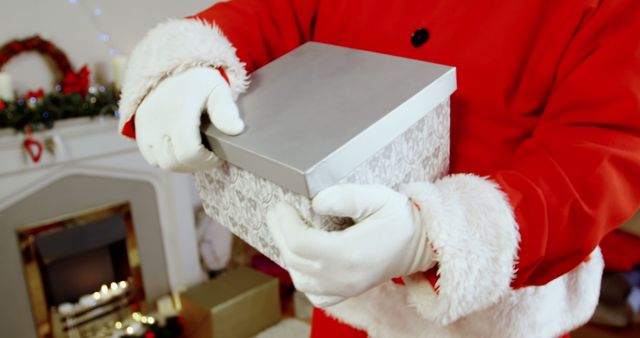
[194,100,450,266]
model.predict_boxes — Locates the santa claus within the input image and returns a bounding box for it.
[118,1,640,337]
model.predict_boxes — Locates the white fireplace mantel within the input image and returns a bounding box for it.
[0,117,206,293]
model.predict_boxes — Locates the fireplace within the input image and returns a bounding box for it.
[0,117,205,337]
[17,203,146,338]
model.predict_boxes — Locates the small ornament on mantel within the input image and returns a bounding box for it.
[22,127,43,163]
[44,135,57,155]
[21,131,67,164]
[43,132,67,158]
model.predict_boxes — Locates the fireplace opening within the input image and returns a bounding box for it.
[18,203,146,338]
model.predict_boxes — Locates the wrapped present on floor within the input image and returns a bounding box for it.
[180,267,281,338]
[195,42,456,266]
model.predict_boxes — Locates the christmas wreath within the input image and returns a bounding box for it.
[0,35,119,132]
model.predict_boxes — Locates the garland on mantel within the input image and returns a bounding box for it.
[0,85,119,131]
[0,36,119,132]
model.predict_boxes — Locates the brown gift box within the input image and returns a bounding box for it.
[180,268,281,338]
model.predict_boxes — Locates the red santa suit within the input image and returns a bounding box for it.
[118,0,640,337]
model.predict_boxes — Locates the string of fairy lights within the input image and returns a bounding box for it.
[65,0,124,57]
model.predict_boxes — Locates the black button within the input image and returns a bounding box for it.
[411,28,429,48]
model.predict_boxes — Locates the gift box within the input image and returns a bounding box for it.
[180,267,281,338]
[195,42,456,266]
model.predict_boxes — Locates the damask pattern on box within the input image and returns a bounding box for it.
[194,99,450,266]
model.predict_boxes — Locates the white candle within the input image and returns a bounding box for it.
[0,72,15,101]
[79,294,98,308]
[112,56,127,91]
[118,280,128,289]
[58,303,74,315]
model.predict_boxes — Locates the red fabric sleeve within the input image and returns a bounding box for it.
[191,0,319,73]
[121,1,318,139]
[600,230,640,272]
[311,308,367,338]
[490,1,640,288]
[121,115,136,139]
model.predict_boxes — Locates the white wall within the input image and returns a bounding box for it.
[0,0,218,93]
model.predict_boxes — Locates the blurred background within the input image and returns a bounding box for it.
[1,1,309,337]
[1,0,213,92]
[0,1,639,337]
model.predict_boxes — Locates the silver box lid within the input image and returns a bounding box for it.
[202,42,456,197]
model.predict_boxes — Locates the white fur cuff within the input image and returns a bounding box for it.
[400,174,520,325]
[118,18,249,134]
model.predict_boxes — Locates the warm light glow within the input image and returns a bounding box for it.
[100,284,109,294]
[118,281,128,289]
[132,312,142,321]
[140,316,148,324]
[148,317,155,325]
[114,321,122,329]
[110,282,118,290]
[92,292,101,300]
[125,326,134,335]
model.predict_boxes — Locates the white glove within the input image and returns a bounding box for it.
[135,67,245,172]
[266,184,436,308]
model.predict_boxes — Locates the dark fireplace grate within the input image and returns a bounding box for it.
[17,202,146,338]
[34,214,130,306]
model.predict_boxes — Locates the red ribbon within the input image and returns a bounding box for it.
[23,139,43,163]
[61,65,90,96]
[23,126,43,163]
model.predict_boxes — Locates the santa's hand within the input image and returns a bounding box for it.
[266,184,436,307]
[135,67,244,172]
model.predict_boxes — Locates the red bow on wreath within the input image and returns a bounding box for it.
[61,65,90,96]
